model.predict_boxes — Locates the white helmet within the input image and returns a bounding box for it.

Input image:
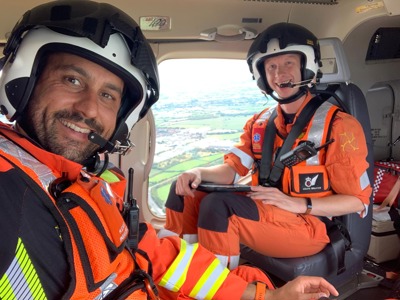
[0,0,159,155]
[247,22,322,101]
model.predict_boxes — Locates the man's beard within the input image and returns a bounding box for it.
[23,109,106,164]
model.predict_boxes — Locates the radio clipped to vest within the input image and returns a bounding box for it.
[124,168,140,250]
[280,139,334,168]
[259,96,327,187]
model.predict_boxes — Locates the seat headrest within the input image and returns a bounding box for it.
[318,37,351,84]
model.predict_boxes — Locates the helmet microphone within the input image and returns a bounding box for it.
[279,79,314,88]
[88,131,133,155]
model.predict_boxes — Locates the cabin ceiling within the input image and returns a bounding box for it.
[0,0,397,46]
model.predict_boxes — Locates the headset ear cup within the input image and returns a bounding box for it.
[256,78,265,91]
[256,63,268,94]
[304,69,315,82]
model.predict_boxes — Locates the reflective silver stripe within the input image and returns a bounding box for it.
[189,259,229,300]
[255,107,275,123]
[0,135,123,298]
[359,203,369,218]
[95,273,118,300]
[0,239,46,300]
[0,135,56,189]
[228,147,253,170]
[159,240,199,292]
[359,170,371,218]
[306,101,334,165]
[7,258,33,300]
[360,170,370,190]
[344,169,370,218]
[228,107,276,180]
[233,173,241,184]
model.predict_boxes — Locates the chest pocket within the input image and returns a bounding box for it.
[289,164,332,197]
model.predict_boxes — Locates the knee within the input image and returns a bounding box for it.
[198,193,231,231]
[200,193,230,218]
[199,193,259,229]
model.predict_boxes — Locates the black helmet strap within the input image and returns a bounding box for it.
[269,88,307,104]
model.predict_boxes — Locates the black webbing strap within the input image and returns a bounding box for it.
[319,217,351,275]
[258,95,327,187]
[257,94,350,275]
[258,109,277,186]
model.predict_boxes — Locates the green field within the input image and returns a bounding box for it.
[150,151,224,211]
[149,106,268,213]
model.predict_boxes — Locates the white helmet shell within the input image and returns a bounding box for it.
[0,27,148,129]
[250,38,319,93]
[0,0,159,154]
[247,22,322,96]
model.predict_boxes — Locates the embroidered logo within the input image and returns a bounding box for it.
[300,172,324,193]
[252,128,263,151]
[305,174,319,188]
[339,132,359,152]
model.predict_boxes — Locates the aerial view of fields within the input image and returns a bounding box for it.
[148,59,273,215]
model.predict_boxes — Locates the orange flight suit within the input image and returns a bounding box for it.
[165,92,372,258]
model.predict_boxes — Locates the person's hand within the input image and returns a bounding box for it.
[248,185,307,214]
[267,276,339,300]
[175,169,202,197]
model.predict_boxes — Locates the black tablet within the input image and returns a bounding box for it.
[196,182,251,192]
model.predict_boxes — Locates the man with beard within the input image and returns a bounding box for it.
[0,1,339,299]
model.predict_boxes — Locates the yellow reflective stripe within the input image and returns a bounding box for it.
[0,276,15,300]
[0,238,46,300]
[100,169,120,183]
[189,258,229,300]
[16,240,46,299]
[159,240,199,292]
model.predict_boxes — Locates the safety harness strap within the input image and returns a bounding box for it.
[258,109,277,187]
[319,217,351,275]
[259,95,326,187]
[257,91,351,275]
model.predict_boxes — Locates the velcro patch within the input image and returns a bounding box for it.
[299,172,324,193]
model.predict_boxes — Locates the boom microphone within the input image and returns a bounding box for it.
[88,131,114,151]
[88,131,133,155]
[279,79,313,88]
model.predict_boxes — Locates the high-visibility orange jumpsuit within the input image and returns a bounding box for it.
[165,92,372,260]
[0,123,274,300]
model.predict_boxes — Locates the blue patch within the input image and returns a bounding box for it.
[253,133,261,143]
[101,183,113,205]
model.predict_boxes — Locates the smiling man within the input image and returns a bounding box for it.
[0,2,341,300]
[19,53,123,163]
